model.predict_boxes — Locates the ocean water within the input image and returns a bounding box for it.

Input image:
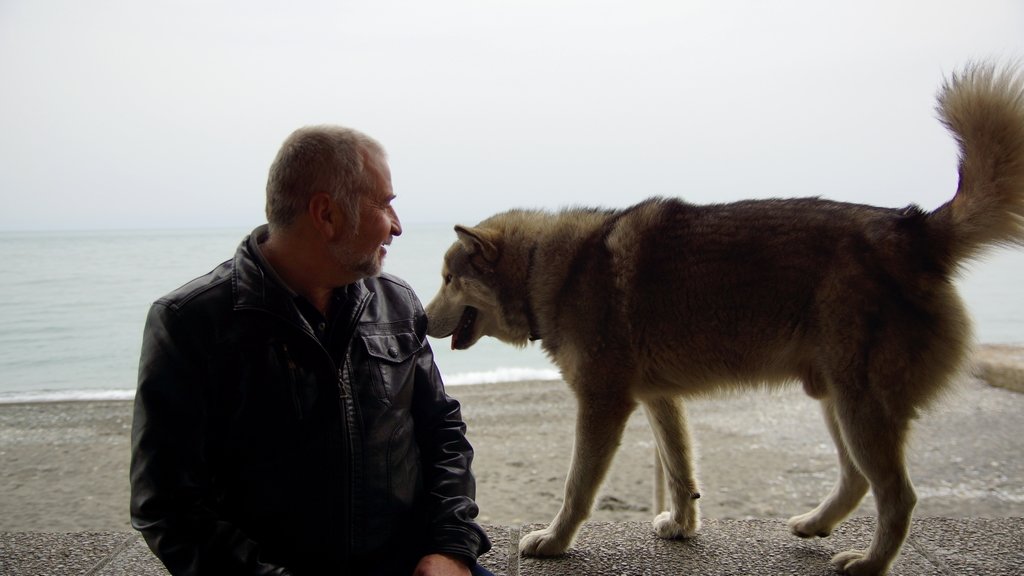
[0,224,559,403]
[0,225,1021,403]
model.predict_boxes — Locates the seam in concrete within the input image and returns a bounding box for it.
[507,525,520,576]
[906,534,954,576]
[84,533,139,575]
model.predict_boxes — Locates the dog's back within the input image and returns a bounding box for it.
[596,197,968,410]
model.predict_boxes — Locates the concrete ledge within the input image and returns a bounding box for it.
[974,344,1024,393]
[3,518,1022,575]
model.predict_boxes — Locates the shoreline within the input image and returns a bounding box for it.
[2,343,1020,406]
[2,364,1024,533]
[0,378,565,407]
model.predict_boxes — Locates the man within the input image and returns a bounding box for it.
[130,125,492,575]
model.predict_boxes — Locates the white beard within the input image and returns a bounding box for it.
[328,238,382,281]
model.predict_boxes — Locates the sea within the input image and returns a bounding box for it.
[0,224,1021,403]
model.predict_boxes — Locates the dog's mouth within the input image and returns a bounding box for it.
[451,306,478,350]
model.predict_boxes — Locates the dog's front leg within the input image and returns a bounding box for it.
[643,396,701,539]
[519,394,636,556]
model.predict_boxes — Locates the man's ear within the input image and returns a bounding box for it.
[454,225,500,264]
[309,192,344,238]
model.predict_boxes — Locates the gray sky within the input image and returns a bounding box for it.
[2,0,1023,231]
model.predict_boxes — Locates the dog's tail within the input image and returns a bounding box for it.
[930,62,1024,268]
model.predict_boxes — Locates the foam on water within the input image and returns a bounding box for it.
[0,389,137,404]
[0,367,563,404]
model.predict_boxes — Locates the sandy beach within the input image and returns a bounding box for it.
[2,374,1023,533]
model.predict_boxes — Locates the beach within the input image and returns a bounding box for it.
[2,373,1023,533]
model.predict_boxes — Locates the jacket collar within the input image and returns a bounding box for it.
[231,225,372,321]
[230,225,285,314]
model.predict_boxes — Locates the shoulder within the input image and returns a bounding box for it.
[153,259,234,315]
[359,273,428,327]
[363,272,420,302]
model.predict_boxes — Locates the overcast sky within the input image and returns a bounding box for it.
[1,0,1023,231]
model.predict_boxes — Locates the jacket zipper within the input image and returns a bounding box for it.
[337,291,373,559]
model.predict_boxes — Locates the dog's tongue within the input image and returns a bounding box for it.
[451,316,464,350]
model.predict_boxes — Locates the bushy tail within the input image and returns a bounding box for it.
[931,62,1024,267]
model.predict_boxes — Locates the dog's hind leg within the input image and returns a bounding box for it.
[519,392,636,556]
[788,398,870,539]
[643,396,701,539]
[828,394,917,576]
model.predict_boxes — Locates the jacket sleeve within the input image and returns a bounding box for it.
[130,302,291,576]
[411,333,493,563]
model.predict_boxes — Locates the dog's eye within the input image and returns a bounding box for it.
[444,273,453,285]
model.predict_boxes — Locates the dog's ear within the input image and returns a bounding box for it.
[454,225,500,264]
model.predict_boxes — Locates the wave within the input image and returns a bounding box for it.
[0,389,137,404]
[0,367,563,404]
[443,367,562,386]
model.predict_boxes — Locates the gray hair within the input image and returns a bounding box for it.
[265,125,386,230]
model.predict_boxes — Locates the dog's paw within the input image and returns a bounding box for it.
[519,527,571,557]
[787,512,833,538]
[652,510,700,539]
[832,549,889,576]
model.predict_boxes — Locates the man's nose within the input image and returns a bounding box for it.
[390,208,403,237]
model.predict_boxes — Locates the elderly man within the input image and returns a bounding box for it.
[130,126,492,575]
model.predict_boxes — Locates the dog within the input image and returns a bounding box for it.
[424,63,1024,576]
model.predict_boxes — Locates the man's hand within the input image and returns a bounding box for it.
[412,553,471,576]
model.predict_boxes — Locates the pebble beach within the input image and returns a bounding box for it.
[2,359,1023,533]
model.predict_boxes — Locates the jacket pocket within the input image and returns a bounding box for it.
[360,331,423,405]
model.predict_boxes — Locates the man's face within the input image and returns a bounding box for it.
[329,156,402,280]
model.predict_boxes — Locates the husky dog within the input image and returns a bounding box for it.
[425,63,1024,575]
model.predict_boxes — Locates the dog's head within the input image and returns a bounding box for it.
[425,222,532,350]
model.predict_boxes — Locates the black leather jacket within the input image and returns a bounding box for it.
[130,227,490,575]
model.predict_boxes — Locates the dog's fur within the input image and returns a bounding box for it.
[425,63,1024,576]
